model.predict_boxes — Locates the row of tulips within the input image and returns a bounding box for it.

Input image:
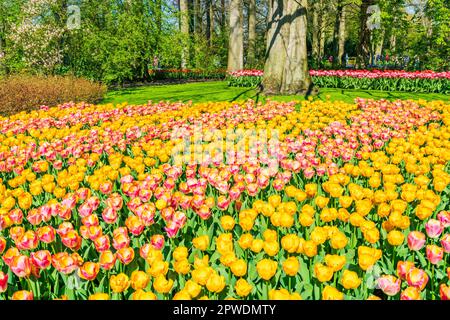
[0,97,449,300]
[226,70,450,93]
[226,70,263,88]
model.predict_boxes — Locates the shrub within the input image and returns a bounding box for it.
[0,75,107,115]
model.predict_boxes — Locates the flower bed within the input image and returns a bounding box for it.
[311,70,450,93]
[148,69,226,81]
[0,98,449,300]
[226,70,264,87]
[226,69,450,93]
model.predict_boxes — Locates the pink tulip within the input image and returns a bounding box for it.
[406,268,429,290]
[407,231,426,251]
[151,235,165,250]
[10,255,32,278]
[377,275,401,296]
[426,245,444,264]
[30,250,52,269]
[441,234,450,253]
[437,211,450,227]
[425,219,444,238]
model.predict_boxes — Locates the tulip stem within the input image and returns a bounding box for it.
[431,264,435,300]
[289,276,292,292]
[25,277,36,298]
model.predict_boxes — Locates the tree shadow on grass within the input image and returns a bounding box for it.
[229,87,258,103]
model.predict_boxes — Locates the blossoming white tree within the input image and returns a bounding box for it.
[9,0,65,73]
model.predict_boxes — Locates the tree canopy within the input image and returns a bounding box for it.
[0,0,447,85]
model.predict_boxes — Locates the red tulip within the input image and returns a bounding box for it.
[37,226,56,244]
[0,271,8,293]
[0,237,6,254]
[31,250,52,269]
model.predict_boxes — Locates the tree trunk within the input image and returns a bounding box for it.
[312,2,319,62]
[194,0,203,35]
[338,5,346,66]
[227,0,244,71]
[221,0,226,32]
[206,0,214,46]
[210,0,215,45]
[319,15,326,61]
[332,4,340,59]
[357,0,375,67]
[180,0,190,68]
[333,2,346,66]
[248,0,257,66]
[281,0,311,94]
[263,0,311,95]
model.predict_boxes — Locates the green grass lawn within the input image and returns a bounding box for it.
[102,81,449,106]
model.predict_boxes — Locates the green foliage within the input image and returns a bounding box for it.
[0,0,448,85]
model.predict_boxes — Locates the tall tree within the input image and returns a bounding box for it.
[227,0,244,71]
[194,0,203,35]
[180,0,190,68]
[248,0,257,66]
[311,1,319,61]
[332,1,348,66]
[263,0,311,95]
[206,0,214,46]
[357,0,377,66]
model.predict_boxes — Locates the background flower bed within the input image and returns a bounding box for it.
[227,70,450,94]
[148,69,227,82]
[0,75,107,116]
